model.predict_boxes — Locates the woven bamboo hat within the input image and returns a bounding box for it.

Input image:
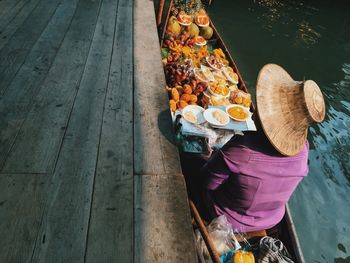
[256,64,326,156]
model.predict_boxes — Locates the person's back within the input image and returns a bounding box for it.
[187,64,325,233]
[200,131,309,232]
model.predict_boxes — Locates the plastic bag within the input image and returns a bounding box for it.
[195,215,241,260]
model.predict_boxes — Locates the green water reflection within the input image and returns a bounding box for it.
[208,0,350,262]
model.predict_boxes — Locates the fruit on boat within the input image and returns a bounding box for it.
[167,16,181,35]
[197,8,207,15]
[171,88,180,102]
[195,14,209,27]
[178,99,188,109]
[169,99,177,112]
[189,94,198,103]
[188,23,199,37]
[230,90,252,107]
[233,250,255,263]
[177,11,192,26]
[181,93,191,102]
[200,26,213,40]
[213,48,229,65]
[183,84,193,94]
[194,35,207,46]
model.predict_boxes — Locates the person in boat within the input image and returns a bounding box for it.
[185,64,326,232]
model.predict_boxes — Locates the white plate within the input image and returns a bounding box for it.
[222,67,239,84]
[208,85,230,98]
[225,104,250,122]
[193,68,209,83]
[200,65,216,82]
[203,108,230,127]
[205,56,223,70]
[182,105,206,124]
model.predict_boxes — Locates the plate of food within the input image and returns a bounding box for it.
[200,65,215,82]
[193,68,209,83]
[222,66,239,84]
[182,105,206,124]
[209,95,231,107]
[213,71,227,82]
[208,83,230,97]
[203,108,230,127]
[226,104,250,122]
[206,56,224,70]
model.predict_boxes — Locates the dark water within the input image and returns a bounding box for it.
[209,0,350,262]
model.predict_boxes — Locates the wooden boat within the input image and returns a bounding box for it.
[156,1,305,262]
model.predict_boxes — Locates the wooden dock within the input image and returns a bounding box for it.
[0,0,196,262]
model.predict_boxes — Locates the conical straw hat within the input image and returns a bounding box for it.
[256,64,326,156]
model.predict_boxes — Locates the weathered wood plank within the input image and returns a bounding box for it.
[85,0,133,261]
[0,0,60,94]
[0,0,79,170]
[2,0,102,174]
[134,174,197,262]
[134,0,182,175]
[0,0,41,51]
[29,0,117,261]
[0,174,48,263]
[0,0,30,31]
[0,0,22,18]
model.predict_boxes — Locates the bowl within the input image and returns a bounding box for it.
[225,104,250,122]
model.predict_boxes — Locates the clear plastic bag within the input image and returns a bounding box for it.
[195,215,241,260]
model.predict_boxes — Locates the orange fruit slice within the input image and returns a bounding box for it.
[195,14,209,27]
[195,35,207,46]
[177,11,192,26]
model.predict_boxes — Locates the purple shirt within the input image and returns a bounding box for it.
[200,132,309,232]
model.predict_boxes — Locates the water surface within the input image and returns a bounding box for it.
[209,1,350,262]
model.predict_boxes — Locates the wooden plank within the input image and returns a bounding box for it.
[0,0,22,18]
[0,0,79,171]
[0,174,48,263]
[0,0,30,31]
[134,0,182,176]
[0,0,60,94]
[134,174,197,262]
[1,0,102,174]
[85,0,133,261]
[29,0,117,261]
[0,0,41,51]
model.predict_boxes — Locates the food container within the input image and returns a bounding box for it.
[226,104,250,122]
